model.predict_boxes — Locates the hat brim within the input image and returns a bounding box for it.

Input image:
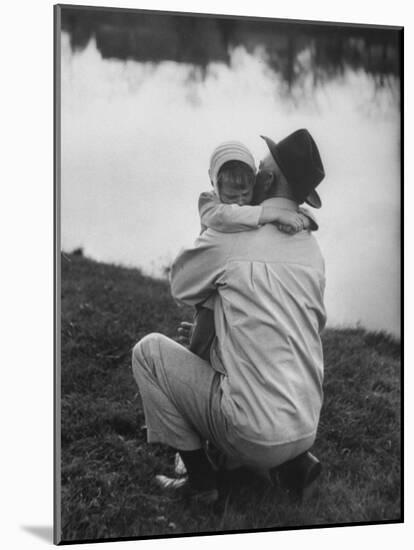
[305,189,322,209]
[260,135,322,209]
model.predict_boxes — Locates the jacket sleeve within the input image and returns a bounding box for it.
[170,229,233,307]
[198,191,262,233]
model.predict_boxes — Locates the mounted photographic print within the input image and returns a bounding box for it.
[54,3,403,545]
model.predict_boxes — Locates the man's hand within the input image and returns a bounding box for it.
[275,211,305,235]
[177,321,194,347]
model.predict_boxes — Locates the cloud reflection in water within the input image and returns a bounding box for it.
[61,33,400,336]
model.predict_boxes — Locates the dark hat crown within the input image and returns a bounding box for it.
[262,129,325,206]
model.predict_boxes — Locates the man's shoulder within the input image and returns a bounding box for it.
[225,224,324,264]
[191,227,238,260]
[198,227,238,243]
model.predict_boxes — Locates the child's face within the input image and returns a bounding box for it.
[219,180,254,206]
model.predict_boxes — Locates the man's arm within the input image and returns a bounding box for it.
[170,229,233,306]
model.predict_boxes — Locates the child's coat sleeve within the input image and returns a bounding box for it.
[198,191,262,233]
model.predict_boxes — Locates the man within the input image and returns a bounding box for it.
[131,129,326,504]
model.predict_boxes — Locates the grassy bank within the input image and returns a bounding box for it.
[59,253,401,542]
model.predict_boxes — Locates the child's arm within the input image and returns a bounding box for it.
[199,191,262,233]
[261,206,319,235]
[199,191,319,234]
[259,204,321,234]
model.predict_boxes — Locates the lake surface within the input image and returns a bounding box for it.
[60,31,401,337]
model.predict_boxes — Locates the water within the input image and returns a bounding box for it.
[60,32,400,337]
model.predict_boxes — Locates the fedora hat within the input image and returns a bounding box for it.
[260,129,325,208]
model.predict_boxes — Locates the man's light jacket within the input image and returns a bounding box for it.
[170,198,326,447]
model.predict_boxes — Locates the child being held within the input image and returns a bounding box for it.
[178,141,318,361]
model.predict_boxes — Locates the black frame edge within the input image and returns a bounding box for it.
[54,3,62,546]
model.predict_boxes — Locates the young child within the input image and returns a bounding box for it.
[178,141,318,361]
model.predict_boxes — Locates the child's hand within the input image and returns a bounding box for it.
[275,211,305,235]
[177,321,194,347]
[298,213,311,230]
[277,223,297,235]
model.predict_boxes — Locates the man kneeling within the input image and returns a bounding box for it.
[132,129,327,503]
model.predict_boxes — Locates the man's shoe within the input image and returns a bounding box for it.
[204,441,244,471]
[204,441,229,471]
[274,451,322,499]
[155,474,219,505]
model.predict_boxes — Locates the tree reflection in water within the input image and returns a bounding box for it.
[61,7,401,99]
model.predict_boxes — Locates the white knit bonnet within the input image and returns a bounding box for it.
[208,141,256,193]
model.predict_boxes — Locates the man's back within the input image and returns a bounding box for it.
[170,210,326,446]
[210,222,326,445]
